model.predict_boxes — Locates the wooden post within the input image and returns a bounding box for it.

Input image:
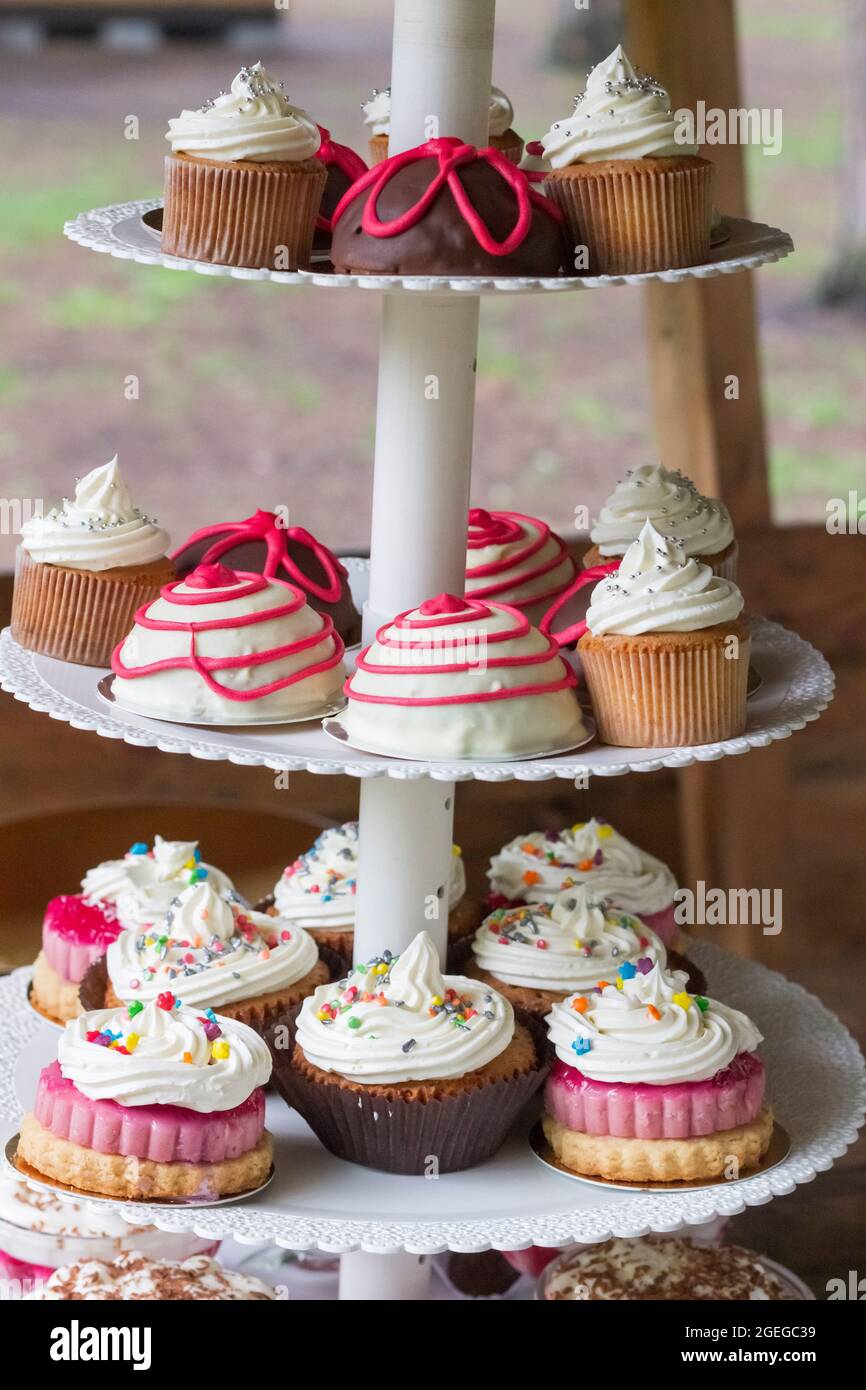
[624,0,784,955]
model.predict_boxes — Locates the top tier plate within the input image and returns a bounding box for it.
[64,200,793,294]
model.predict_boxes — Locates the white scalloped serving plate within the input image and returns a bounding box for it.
[63,201,793,293]
[0,614,834,783]
[2,944,863,1253]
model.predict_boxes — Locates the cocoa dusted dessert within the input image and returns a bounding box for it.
[30,1252,277,1300]
[330,136,567,277]
[540,1236,795,1301]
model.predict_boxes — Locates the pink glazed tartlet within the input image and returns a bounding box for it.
[17,998,273,1201]
[487,818,680,945]
[543,963,772,1183]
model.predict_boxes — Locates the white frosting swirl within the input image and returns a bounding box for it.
[273,821,465,930]
[591,464,734,558]
[107,881,319,1009]
[19,458,168,572]
[167,62,320,163]
[472,886,666,993]
[59,1002,271,1111]
[585,520,744,636]
[488,817,677,917]
[362,84,514,139]
[541,45,697,167]
[547,964,762,1083]
[295,931,514,1084]
[81,837,236,932]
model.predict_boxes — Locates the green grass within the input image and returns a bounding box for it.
[0,169,140,250]
[769,444,866,502]
[46,265,214,331]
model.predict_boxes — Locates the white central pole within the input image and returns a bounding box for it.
[349,3,496,1300]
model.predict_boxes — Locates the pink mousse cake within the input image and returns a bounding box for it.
[30,896,123,1026]
[17,999,273,1200]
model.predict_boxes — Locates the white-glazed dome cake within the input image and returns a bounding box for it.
[111,562,346,724]
[464,508,576,625]
[342,592,586,759]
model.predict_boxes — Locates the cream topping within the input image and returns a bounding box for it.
[58,1001,271,1111]
[472,886,666,993]
[541,44,697,166]
[167,62,320,163]
[107,881,319,1009]
[81,837,236,932]
[584,520,744,636]
[273,821,465,930]
[591,464,734,558]
[547,963,762,1083]
[295,931,514,1084]
[488,818,677,917]
[19,458,168,571]
[32,1252,276,1300]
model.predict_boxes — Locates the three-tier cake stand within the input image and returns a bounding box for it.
[1,0,863,1302]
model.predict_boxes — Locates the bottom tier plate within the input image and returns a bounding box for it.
[1,942,863,1254]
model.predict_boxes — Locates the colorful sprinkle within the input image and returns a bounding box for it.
[156,991,175,1011]
[211,1040,230,1060]
[695,995,710,1012]
[571,996,589,1014]
[618,962,637,980]
[129,842,148,855]
[672,991,693,1011]
[571,1036,592,1056]
[636,957,654,975]
[127,1000,143,1019]
[646,1005,661,1021]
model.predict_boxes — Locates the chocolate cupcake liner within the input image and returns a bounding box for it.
[10,548,172,668]
[78,944,347,1038]
[162,153,327,270]
[544,157,713,275]
[579,623,751,748]
[583,538,738,583]
[489,131,524,165]
[265,1005,549,1174]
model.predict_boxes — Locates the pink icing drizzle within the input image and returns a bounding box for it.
[539,561,620,645]
[347,594,577,707]
[466,509,576,608]
[522,140,547,183]
[111,566,344,704]
[315,124,368,233]
[331,136,562,256]
[171,509,347,605]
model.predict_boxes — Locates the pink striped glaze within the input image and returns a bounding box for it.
[347,595,577,707]
[111,565,345,704]
[34,1062,265,1164]
[539,560,619,646]
[42,897,122,984]
[465,510,576,611]
[315,126,368,233]
[545,1052,765,1140]
[171,509,348,605]
[331,136,562,253]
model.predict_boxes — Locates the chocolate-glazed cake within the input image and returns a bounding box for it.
[172,509,361,646]
[331,136,566,277]
[313,125,367,254]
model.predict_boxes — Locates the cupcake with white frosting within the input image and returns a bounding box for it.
[30,837,238,1026]
[578,519,749,747]
[584,464,737,580]
[541,45,712,273]
[362,83,523,165]
[466,885,669,1015]
[265,821,481,959]
[0,1171,216,1288]
[102,879,330,1035]
[269,931,547,1173]
[17,999,273,1200]
[11,457,173,668]
[543,962,772,1182]
[487,818,679,943]
[162,61,326,269]
[343,592,586,759]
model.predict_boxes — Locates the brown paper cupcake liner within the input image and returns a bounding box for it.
[10,548,173,668]
[162,152,327,270]
[583,538,738,583]
[79,943,347,1038]
[368,134,389,165]
[579,621,751,747]
[543,156,713,275]
[265,1004,549,1174]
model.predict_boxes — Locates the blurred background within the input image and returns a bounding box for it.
[0,0,864,1297]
